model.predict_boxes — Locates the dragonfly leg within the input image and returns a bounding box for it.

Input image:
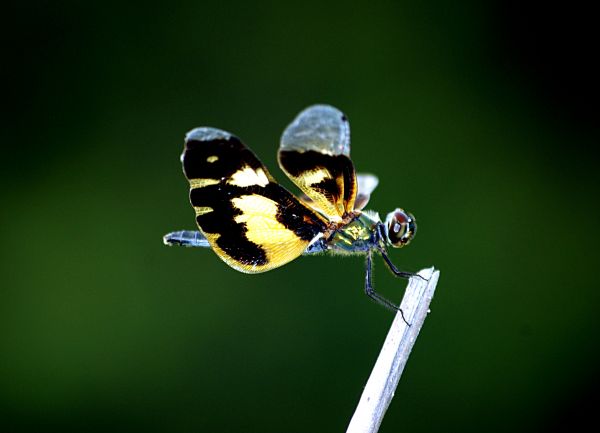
[380,249,427,282]
[365,250,410,325]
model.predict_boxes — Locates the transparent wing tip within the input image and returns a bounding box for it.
[281,104,350,155]
[357,173,379,194]
[299,104,345,117]
[185,127,232,143]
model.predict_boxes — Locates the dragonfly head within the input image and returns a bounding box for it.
[384,208,416,248]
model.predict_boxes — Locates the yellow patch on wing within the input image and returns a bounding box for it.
[217,194,311,273]
[302,169,330,185]
[227,166,270,187]
[194,206,213,216]
[190,178,220,188]
[287,168,345,222]
[232,195,298,244]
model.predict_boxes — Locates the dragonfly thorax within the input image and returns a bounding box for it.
[327,211,381,254]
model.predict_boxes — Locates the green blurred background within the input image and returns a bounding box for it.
[2,1,598,432]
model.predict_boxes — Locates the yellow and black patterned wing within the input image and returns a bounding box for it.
[277,105,357,222]
[182,127,328,274]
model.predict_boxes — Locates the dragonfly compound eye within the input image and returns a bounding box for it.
[385,208,416,248]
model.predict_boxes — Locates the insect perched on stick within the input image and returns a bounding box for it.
[164,105,419,316]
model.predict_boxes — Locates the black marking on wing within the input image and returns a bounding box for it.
[183,134,264,180]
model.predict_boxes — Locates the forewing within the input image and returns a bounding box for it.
[182,127,327,273]
[278,105,357,221]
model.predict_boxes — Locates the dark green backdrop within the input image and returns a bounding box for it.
[2,1,598,432]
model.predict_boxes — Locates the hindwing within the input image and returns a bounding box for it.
[182,127,327,273]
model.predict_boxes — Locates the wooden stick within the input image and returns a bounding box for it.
[346,267,440,433]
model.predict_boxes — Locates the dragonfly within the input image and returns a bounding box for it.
[164,104,418,316]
